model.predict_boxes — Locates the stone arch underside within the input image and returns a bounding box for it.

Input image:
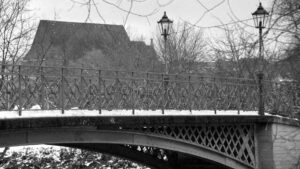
[0,127,253,169]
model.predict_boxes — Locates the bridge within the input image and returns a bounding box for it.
[0,64,299,169]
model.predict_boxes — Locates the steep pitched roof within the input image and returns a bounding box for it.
[24,20,158,71]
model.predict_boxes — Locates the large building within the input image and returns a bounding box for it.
[23,20,160,72]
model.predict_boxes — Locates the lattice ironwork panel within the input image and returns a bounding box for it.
[0,64,298,116]
[121,123,256,168]
[0,77,19,110]
[0,65,262,111]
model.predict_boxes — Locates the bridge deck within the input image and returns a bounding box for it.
[0,108,297,123]
[0,109,259,118]
[0,109,299,169]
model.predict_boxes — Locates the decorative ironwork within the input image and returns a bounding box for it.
[0,64,298,116]
[120,123,256,168]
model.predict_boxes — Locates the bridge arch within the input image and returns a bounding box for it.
[59,143,175,169]
[0,127,252,169]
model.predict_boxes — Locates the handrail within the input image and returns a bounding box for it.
[0,64,257,81]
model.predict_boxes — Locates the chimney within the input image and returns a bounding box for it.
[150,38,154,47]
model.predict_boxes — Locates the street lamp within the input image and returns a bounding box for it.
[158,11,173,74]
[252,2,269,69]
[252,3,269,116]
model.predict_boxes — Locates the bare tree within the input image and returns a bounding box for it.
[155,22,207,74]
[209,23,281,79]
[0,0,34,68]
[0,0,35,103]
[278,43,300,84]
[267,0,300,84]
[271,0,300,43]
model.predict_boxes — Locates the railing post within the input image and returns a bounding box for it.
[213,77,217,114]
[175,74,178,110]
[164,74,169,112]
[146,73,149,110]
[188,75,192,113]
[257,72,264,115]
[40,66,45,110]
[80,68,83,108]
[115,71,119,110]
[6,90,10,110]
[237,79,241,115]
[292,83,299,113]
[18,65,22,116]
[88,79,92,109]
[98,70,101,114]
[162,74,165,114]
[131,72,135,115]
[61,67,64,114]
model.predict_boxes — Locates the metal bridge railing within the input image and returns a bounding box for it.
[0,64,298,117]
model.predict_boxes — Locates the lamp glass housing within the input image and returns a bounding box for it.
[252,3,269,29]
[158,11,173,37]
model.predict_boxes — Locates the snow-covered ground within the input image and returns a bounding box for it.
[0,144,62,153]
[0,145,150,169]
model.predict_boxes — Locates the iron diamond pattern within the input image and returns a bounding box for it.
[122,124,256,167]
[0,65,298,118]
[0,65,298,116]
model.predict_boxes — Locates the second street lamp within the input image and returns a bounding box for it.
[158,11,173,74]
[252,2,269,116]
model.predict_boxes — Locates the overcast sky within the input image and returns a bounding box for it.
[28,0,272,43]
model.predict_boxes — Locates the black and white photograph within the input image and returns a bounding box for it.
[0,0,299,168]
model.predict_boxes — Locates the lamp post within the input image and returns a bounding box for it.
[252,2,269,71]
[158,12,173,112]
[158,11,173,74]
[252,3,269,115]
